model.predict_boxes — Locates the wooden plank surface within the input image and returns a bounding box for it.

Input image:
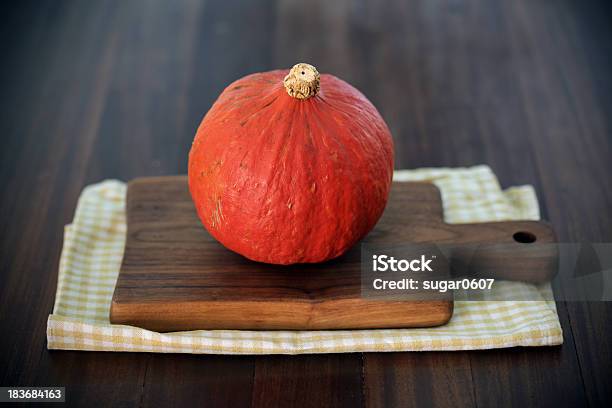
[1,0,611,406]
[111,176,556,331]
[112,178,454,331]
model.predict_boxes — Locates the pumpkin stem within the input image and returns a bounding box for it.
[283,63,320,100]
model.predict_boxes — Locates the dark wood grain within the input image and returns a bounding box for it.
[251,354,363,408]
[111,178,454,331]
[363,352,476,407]
[1,0,611,406]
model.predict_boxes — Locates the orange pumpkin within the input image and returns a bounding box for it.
[188,63,394,264]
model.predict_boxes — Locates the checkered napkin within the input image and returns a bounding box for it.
[47,166,562,354]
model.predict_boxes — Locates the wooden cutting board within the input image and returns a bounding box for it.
[110,176,557,332]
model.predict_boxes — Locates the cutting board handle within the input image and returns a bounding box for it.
[447,220,558,283]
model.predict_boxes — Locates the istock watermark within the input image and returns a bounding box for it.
[361,243,612,301]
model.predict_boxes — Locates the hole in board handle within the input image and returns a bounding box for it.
[513,231,537,243]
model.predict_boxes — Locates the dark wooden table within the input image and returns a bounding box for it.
[1,0,611,406]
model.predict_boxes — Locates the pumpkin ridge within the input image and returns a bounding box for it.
[319,81,394,180]
[300,102,358,258]
[293,104,330,260]
[237,95,279,128]
[321,103,372,248]
[320,87,393,243]
[215,85,281,125]
[252,98,297,249]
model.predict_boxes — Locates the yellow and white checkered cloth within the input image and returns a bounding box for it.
[47,165,562,354]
